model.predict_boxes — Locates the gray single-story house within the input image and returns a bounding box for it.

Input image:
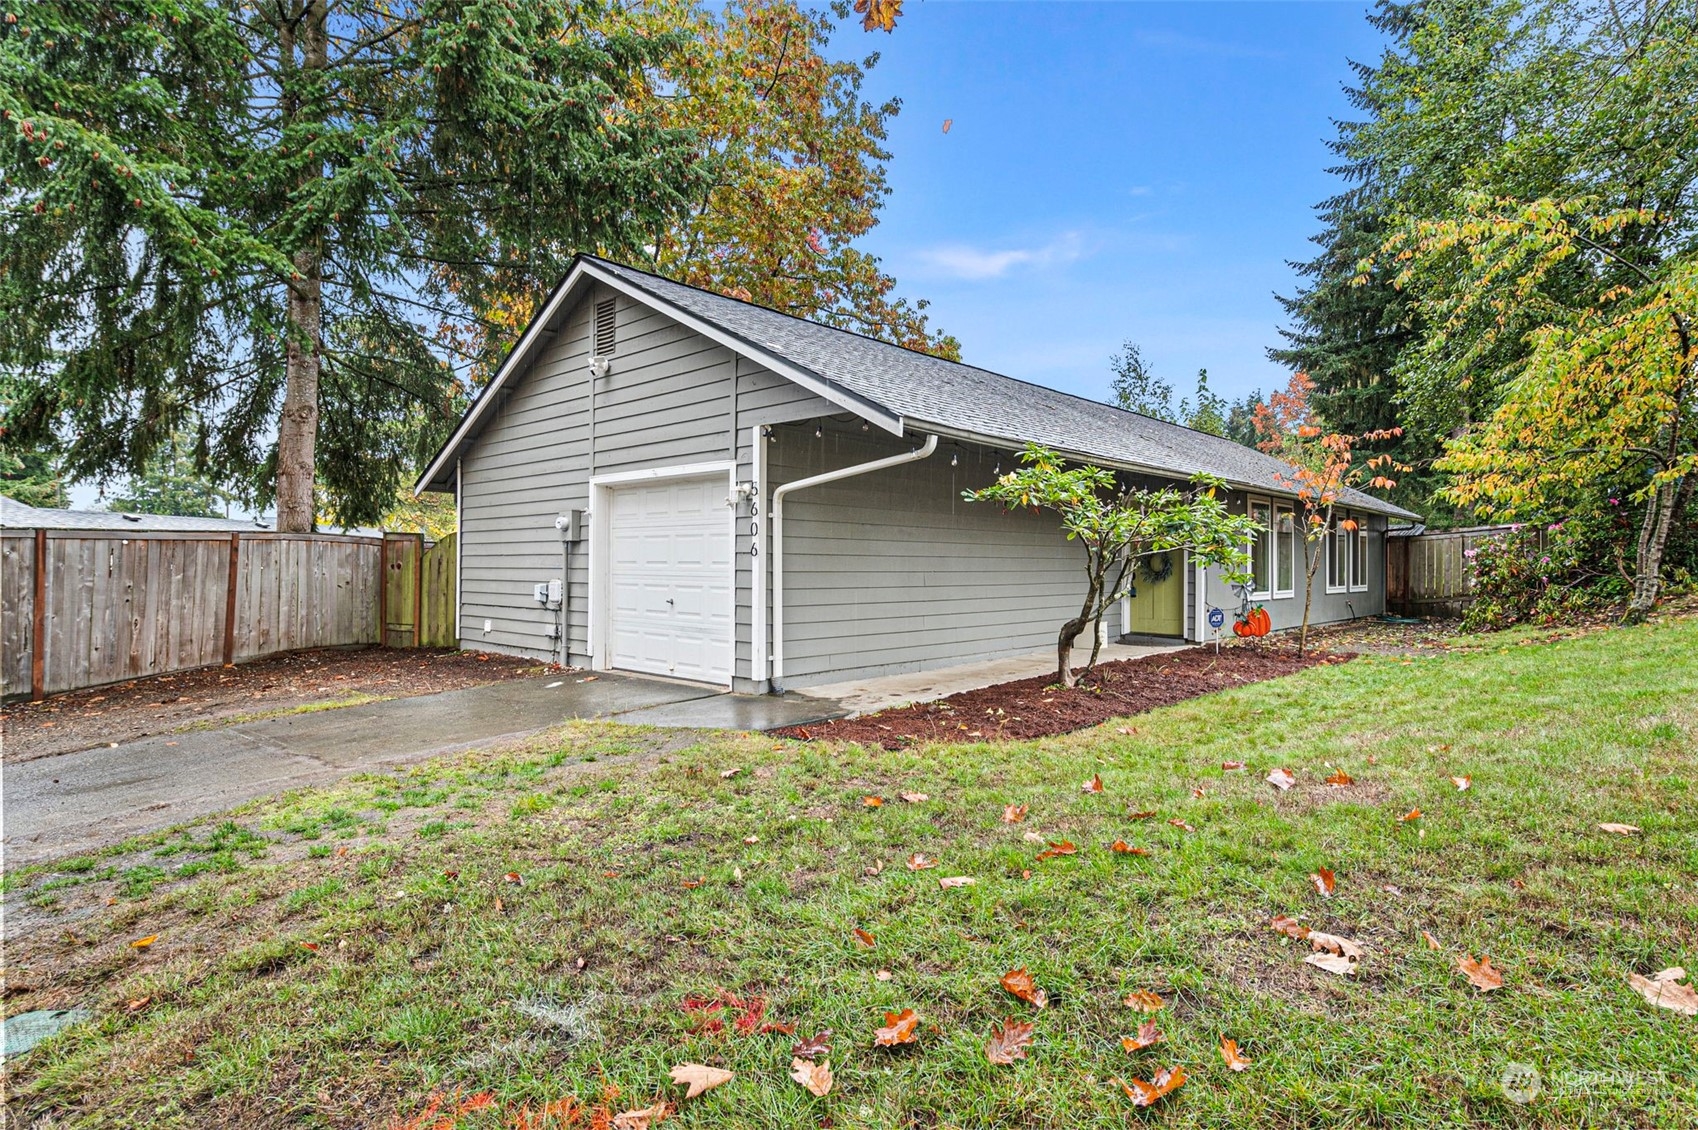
[417,256,1420,693]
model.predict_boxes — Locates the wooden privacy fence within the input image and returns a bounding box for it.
[1385,525,1519,617]
[2,528,457,701]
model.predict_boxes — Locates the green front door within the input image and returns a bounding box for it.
[1126,551,1185,638]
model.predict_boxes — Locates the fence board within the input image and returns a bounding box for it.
[419,533,458,647]
[1387,525,1518,617]
[1,534,33,697]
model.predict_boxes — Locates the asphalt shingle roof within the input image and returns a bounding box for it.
[585,258,1419,520]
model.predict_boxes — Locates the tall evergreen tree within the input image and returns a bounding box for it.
[1,0,705,530]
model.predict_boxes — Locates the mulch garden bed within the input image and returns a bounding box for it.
[776,644,1352,749]
[2,646,554,762]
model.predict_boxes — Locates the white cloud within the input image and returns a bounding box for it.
[913,232,1085,281]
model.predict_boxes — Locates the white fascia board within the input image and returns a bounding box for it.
[576,261,904,437]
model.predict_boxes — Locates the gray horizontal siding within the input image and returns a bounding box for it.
[768,427,1089,688]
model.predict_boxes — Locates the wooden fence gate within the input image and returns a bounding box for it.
[1385,525,1520,617]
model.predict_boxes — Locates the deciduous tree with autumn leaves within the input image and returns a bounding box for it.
[1254,372,1405,655]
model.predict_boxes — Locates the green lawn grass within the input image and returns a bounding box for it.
[6,619,1696,1128]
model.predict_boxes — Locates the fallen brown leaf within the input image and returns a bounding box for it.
[1220,1036,1252,1071]
[1269,915,1309,939]
[1399,808,1422,823]
[791,1030,833,1060]
[862,796,884,808]
[1422,930,1441,951]
[1304,951,1358,976]
[1325,769,1353,787]
[1000,967,1048,1009]
[1081,774,1104,794]
[1123,989,1164,1011]
[1627,968,1698,1016]
[1035,840,1077,861]
[668,1063,733,1099]
[1118,1066,1186,1107]
[1458,954,1504,992]
[1168,818,1195,832]
[612,1103,669,1130]
[1121,1018,1163,1052]
[789,1057,833,1096]
[1598,822,1641,835]
[1110,840,1149,855]
[1266,768,1296,791]
[899,792,930,804]
[1128,810,1157,820]
[1308,931,1365,962]
[129,935,158,950]
[719,767,742,779]
[1310,868,1336,898]
[852,928,875,948]
[906,853,939,871]
[1001,804,1028,823]
[124,996,151,1013]
[1222,760,1246,771]
[985,1018,1034,1065]
[938,876,975,889]
[1452,775,1471,790]
[874,1008,919,1046]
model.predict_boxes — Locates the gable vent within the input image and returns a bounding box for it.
[592,298,617,357]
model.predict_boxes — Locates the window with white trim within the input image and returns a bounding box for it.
[1349,514,1370,591]
[1326,516,1349,592]
[1248,497,1272,598]
[1274,503,1296,597]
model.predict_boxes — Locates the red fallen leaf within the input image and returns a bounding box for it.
[299,942,319,952]
[862,796,884,808]
[1081,774,1104,794]
[733,996,767,1035]
[1222,761,1246,771]
[1123,989,1164,1011]
[1168,818,1195,832]
[1121,1018,1163,1051]
[503,872,522,885]
[1325,769,1353,787]
[1002,804,1028,824]
[906,853,939,871]
[680,995,725,1013]
[680,878,704,889]
[1110,840,1149,855]
[442,870,460,880]
[1000,967,1048,1008]
[873,1008,919,1046]
[1310,868,1336,898]
[603,871,619,878]
[1220,1036,1252,1071]
[1128,811,1157,820]
[759,1020,796,1035]
[1269,915,1310,939]
[853,928,876,948]
[1458,954,1505,992]
[792,1030,833,1059]
[985,1018,1034,1065]
[1117,1065,1187,1107]
[1035,841,1077,861]
[1400,808,1422,822]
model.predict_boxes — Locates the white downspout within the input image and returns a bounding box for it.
[771,432,938,690]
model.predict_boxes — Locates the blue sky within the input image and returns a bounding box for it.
[838,1,1390,406]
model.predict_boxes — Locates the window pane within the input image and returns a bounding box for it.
[1275,507,1295,593]
[1352,523,1368,587]
[1330,524,1347,587]
[1250,502,1271,592]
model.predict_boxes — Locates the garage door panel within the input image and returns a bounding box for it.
[607,474,733,683]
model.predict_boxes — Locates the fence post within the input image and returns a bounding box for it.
[31,527,46,701]
[413,533,424,648]
[223,532,241,666]
[378,534,389,647]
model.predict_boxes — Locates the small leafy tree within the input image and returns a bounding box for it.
[106,432,231,517]
[1254,373,1405,654]
[965,444,1258,687]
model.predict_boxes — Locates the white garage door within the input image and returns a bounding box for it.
[608,475,733,684]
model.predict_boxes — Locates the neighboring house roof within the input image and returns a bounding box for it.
[420,255,1420,520]
[0,496,270,532]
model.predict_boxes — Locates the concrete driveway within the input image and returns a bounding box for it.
[3,673,841,866]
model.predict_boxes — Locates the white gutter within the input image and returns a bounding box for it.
[770,433,938,690]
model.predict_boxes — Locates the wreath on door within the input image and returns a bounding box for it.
[1137,552,1174,585]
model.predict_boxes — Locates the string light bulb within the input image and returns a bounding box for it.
[814,423,823,439]
[950,451,958,467]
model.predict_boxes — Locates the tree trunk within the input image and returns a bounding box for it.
[1625,476,1683,622]
[1056,616,1088,688]
[1298,537,1323,657]
[276,248,322,532]
[274,0,328,534]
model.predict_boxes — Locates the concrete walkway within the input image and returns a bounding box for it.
[3,673,841,865]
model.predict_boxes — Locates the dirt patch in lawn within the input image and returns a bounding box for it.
[775,645,1353,749]
[2,647,557,763]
